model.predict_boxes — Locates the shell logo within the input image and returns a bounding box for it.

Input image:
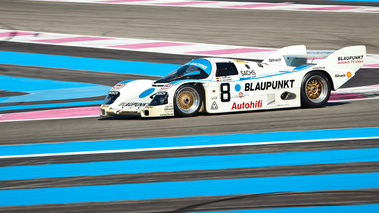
[347,72,352,78]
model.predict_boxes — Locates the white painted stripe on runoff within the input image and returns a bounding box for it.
[30,0,379,14]
[1,29,378,68]
[1,136,378,159]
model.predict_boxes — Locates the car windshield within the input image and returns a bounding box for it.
[155,59,211,83]
[155,65,209,83]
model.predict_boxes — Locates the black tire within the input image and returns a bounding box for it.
[174,85,202,117]
[301,71,331,108]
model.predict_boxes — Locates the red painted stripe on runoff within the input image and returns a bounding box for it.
[365,64,379,68]
[0,107,100,122]
[32,37,113,43]
[97,0,150,2]
[329,93,367,101]
[0,32,38,37]
[188,48,270,55]
[110,42,191,49]
[155,1,216,5]
[227,3,289,8]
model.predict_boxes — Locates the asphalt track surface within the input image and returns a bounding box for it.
[0,0,379,212]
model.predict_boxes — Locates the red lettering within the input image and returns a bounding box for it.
[232,102,237,110]
[231,100,263,110]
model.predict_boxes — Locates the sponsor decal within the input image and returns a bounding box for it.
[235,60,246,63]
[269,58,281,62]
[335,74,346,78]
[231,100,263,110]
[108,91,119,95]
[312,66,325,70]
[219,76,232,81]
[162,84,173,89]
[211,96,218,100]
[211,101,218,110]
[232,92,249,99]
[164,105,174,111]
[245,80,295,91]
[186,62,208,70]
[119,102,149,108]
[155,91,167,96]
[338,55,364,64]
[113,83,126,89]
[336,72,353,78]
[240,70,256,76]
[338,55,364,61]
[160,113,174,116]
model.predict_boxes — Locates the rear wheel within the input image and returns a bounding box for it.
[174,85,202,117]
[301,72,331,108]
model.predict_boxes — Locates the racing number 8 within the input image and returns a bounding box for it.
[220,83,230,102]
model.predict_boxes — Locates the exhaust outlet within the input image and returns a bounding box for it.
[281,91,296,100]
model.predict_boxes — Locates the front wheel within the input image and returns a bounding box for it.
[301,72,331,108]
[174,85,202,117]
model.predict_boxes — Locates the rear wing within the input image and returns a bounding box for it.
[262,45,366,69]
[263,45,366,89]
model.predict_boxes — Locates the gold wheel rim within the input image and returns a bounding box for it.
[177,91,194,110]
[306,79,322,100]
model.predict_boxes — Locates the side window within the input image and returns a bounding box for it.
[216,63,238,77]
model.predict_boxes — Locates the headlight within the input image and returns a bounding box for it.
[149,92,169,106]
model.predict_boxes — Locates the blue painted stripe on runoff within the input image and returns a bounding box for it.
[0,76,111,103]
[0,127,378,157]
[194,204,379,213]
[0,148,378,181]
[0,51,179,76]
[0,101,102,111]
[0,172,378,207]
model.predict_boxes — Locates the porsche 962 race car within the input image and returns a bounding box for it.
[100,45,366,117]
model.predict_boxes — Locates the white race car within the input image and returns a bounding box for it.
[100,45,366,117]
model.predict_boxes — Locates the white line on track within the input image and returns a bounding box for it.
[1,136,378,159]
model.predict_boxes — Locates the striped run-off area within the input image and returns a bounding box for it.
[32,0,379,13]
[0,127,379,211]
[1,29,379,68]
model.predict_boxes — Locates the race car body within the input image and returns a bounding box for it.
[100,45,366,117]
